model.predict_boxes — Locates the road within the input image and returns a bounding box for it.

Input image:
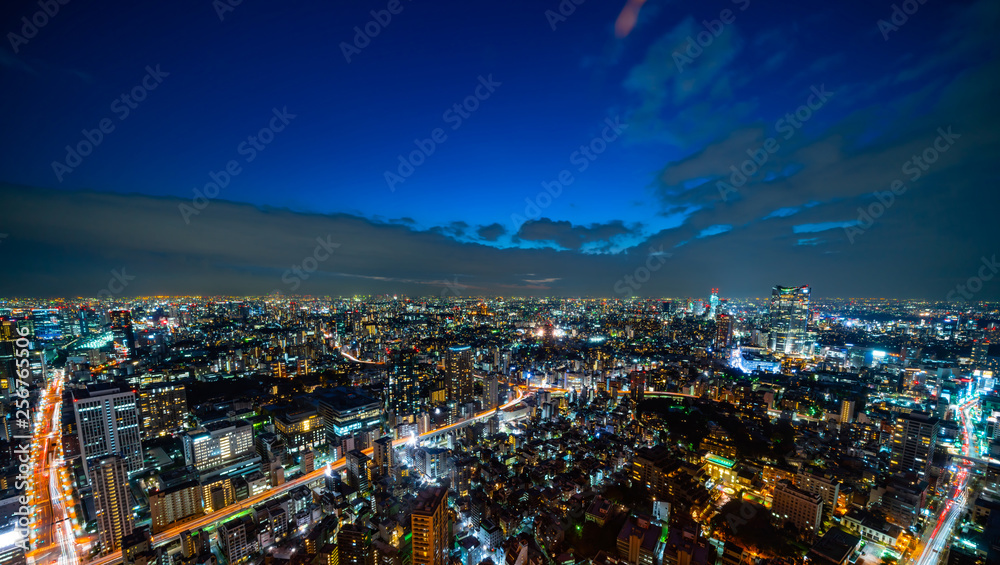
[25,369,81,565]
[80,383,529,565]
[909,398,977,565]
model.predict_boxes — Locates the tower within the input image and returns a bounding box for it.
[889,411,939,480]
[411,485,450,565]
[445,346,473,406]
[90,455,135,554]
[768,285,810,355]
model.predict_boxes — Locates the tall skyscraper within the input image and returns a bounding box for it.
[715,313,733,350]
[73,385,144,477]
[889,411,940,480]
[90,455,135,554]
[411,485,450,565]
[482,375,498,410]
[387,347,418,423]
[346,449,371,492]
[445,346,473,406]
[110,310,137,358]
[768,285,811,355]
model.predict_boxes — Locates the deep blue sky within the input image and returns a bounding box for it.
[1,0,998,298]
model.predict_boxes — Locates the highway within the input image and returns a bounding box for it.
[80,382,529,565]
[909,398,977,565]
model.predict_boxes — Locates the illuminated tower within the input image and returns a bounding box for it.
[387,347,418,424]
[709,289,720,319]
[445,346,473,406]
[90,455,135,554]
[110,310,137,358]
[715,314,733,350]
[768,285,811,354]
[412,485,450,565]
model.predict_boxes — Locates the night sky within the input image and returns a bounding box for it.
[1,0,998,298]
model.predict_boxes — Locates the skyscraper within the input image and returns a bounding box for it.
[110,310,137,358]
[768,285,811,355]
[346,449,371,492]
[372,436,394,481]
[715,313,733,350]
[889,411,939,480]
[338,523,374,565]
[482,375,498,410]
[387,347,418,424]
[411,485,450,565]
[90,455,135,554]
[73,385,144,477]
[445,346,473,406]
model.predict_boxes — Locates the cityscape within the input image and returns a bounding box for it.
[2,1,999,565]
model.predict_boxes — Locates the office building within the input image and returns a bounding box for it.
[73,385,144,476]
[616,515,664,565]
[771,480,823,538]
[889,411,939,479]
[346,449,371,492]
[768,285,810,355]
[715,313,733,349]
[90,455,135,555]
[149,480,203,534]
[31,308,63,341]
[110,310,137,358]
[219,515,259,564]
[372,436,394,481]
[317,387,382,445]
[338,524,374,565]
[138,383,187,439]
[387,347,419,423]
[445,346,474,405]
[274,409,325,454]
[840,399,855,426]
[181,420,255,472]
[795,467,840,515]
[412,485,450,565]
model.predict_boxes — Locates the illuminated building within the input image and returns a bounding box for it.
[372,436,394,480]
[346,449,371,492]
[768,285,810,355]
[771,479,823,538]
[73,384,144,477]
[109,309,137,358]
[616,515,663,565]
[90,455,135,554]
[31,308,62,341]
[149,480,203,534]
[181,420,254,472]
[446,345,474,406]
[795,467,841,516]
[219,515,259,564]
[138,383,187,439]
[412,485,450,565]
[387,347,418,423]
[889,411,939,480]
[715,313,733,349]
[274,409,324,454]
[338,524,374,565]
[317,387,382,444]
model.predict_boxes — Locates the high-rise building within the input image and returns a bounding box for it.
[768,285,811,355]
[372,436,394,481]
[0,321,19,402]
[219,515,259,564]
[31,308,63,341]
[338,524,374,565]
[138,383,187,439]
[445,346,473,406]
[411,485,450,565]
[90,455,135,554]
[73,385,144,477]
[794,468,840,516]
[387,348,418,423]
[181,420,255,472]
[840,400,855,426]
[482,375,498,410]
[273,409,324,454]
[109,310,137,358]
[715,314,733,350]
[346,449,371,492]
[889,411,940,479]
[771,480,823,538]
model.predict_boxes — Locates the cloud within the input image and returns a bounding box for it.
[513,219,639,251]
[476,223,506,242]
